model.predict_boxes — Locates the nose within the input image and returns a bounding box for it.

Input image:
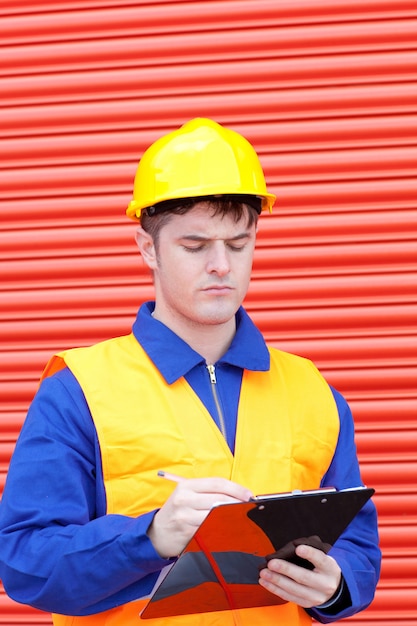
[206,241,231,276]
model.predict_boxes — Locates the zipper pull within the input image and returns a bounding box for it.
[206,363,217,384]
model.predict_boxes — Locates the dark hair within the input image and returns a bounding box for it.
[140,195,260,249]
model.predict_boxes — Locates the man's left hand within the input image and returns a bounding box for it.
[258,544,342,608]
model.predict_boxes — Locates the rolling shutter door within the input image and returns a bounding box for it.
[1,1,416,624]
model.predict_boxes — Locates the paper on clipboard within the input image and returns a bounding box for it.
[140,486,374,619]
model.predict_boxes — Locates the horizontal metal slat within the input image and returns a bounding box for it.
[379,525,417,551]
[264,145,417,183]
[2,0,416,44]
[0,316,134,351]
[248,273,417,306]
[271,178,417,212]
[355,463,417,489]
[367,586,417,612]
[0,255,147,288]
[253,241,417,276]
[258,209,417,244]
[0,286,146,322]
[0,223,135,258]
[0,588,50,624]
[348,398,417,427]
[0,195,124,230]
[263,322,417,354]
[252,301,417,332]
[0,161,132,198]
[356,431,417,462]
[380,557,417,580]
[371,493,417,521]
[321,367,417,397]
[0,256,142,289]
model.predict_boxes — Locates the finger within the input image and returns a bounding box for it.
[170,485,248,512]
[183,477,253,501]
[264,556,315,585]
[259,563,332,609]
[295,544,329,569]
[258,565,317,607]
[295,544,337,573]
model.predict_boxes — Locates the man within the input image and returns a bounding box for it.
[0,118,380,625]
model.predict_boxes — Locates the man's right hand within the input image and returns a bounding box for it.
[147,476,253,558]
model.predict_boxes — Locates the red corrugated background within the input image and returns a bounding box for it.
[1,1,417,624]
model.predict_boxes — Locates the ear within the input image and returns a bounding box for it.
[135,227,158,270]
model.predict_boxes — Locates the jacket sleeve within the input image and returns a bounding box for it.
[308,387,381,623]
[0,368,171,616]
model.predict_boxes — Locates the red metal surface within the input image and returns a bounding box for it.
[1,1,416,624]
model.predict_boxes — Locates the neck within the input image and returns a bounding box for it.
[191,323,236,364]
[152,308,236,363]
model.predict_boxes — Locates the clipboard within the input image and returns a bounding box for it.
[140,486,374,619]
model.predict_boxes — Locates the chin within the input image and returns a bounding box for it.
[195,307,237,326]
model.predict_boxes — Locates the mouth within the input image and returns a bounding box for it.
[203,285,233,295]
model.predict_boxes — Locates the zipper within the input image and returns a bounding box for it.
[206,364,227,441]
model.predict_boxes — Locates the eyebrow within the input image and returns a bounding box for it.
[179,232,252,242]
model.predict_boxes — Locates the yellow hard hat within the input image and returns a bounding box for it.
[126,118,276,220]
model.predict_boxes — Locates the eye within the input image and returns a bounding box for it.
[227,242,247,251]
[183,244,205,253]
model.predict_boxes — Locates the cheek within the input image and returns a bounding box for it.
[158,259,193,299]
[235,258,253,287]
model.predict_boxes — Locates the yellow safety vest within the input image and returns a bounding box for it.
[43,333,339,626]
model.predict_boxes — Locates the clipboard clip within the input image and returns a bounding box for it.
[250,486,337,502]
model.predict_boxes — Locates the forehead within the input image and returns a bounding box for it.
[162,202,256,238]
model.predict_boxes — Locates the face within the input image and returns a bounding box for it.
[136,202,257,335]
